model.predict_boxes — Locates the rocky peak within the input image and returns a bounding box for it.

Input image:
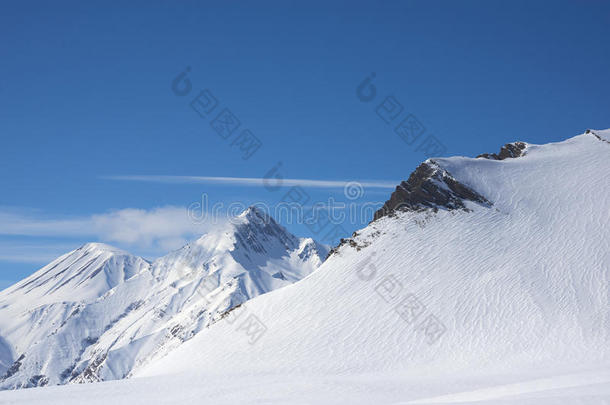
[476,141,527,160]
[372,160,491,222]
[231,207,298,256]
[237,205,275,226]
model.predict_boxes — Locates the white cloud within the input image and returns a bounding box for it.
[102,175,398,189]
[89,206,210,247]
[0,206,222,255]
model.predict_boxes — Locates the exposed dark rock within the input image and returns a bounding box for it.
[272,271,287,280]
[232,207,295,255]
[1,354,25,380]
[102,300,145,333]
[372,161,491,222]
[326,241,343,258]
[327,161,492,258]
[27,375,48,388]
[327,231,382,258]
[60,364,77,381]
[82,336,98,346]
[476,141,527,160]
[219,304,244,322]
[71,354,107,383]
[587,129,610,144]
[329,141,523,257]
[59,305,81,328]
[170,324,184,338]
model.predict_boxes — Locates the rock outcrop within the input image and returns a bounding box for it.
[476,141,527,160]
[372,161,491,221]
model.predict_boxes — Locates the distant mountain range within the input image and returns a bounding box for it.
[0,207,327,389]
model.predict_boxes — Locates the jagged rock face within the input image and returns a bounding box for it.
[372,140,530,223]
[232,208,298,256]
[476,141,527,160]
[372,161,491,221]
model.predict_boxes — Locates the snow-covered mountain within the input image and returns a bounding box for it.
[0,207,328,389]
[0,129,608,404]
[131,129,608,404]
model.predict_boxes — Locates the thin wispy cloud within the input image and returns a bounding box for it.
[0,207,222,257]
[101,175,399,189]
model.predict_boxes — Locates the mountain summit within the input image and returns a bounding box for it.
[0,207,328,389]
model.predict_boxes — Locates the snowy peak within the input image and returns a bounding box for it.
[160,206,321,279]
[296,238,327,265]
[2,243,149,305]
[236,205,274,223]
[372,129,609,222]
[78,242,131,255]
[231,206,299,257]
[184,206,295,257]
[0,208,328,390]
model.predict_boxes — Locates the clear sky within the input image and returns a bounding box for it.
[1,0,609,287]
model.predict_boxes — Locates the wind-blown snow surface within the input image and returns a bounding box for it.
[1,130,609,404]
[0,208,327,389]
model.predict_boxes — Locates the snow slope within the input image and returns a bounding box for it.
[0,129,608,404]
[0,207,327,389]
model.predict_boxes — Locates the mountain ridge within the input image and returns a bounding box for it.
[128,129,609,404]
[0,207,328,389]
[0,130,608,403]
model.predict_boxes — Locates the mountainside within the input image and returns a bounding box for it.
[0,208,328,389]
[0,129,608,404]
[124,129,606,403]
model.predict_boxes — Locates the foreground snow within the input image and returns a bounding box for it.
[1,367,610,404]
[1,129,608,404]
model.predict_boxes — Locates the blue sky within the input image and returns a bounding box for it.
[1,0,609,287]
